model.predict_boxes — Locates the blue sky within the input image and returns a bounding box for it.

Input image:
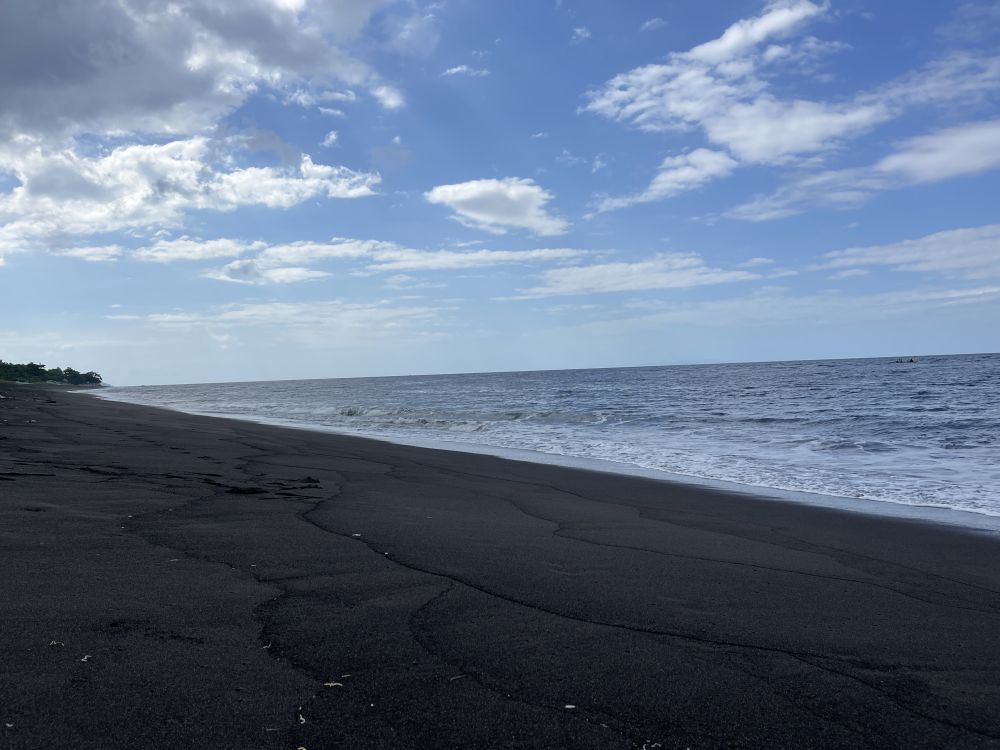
[1,0,999,385]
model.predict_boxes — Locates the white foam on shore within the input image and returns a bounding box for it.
[88,387,1000,535]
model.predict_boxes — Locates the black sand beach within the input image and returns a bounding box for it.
[3,386,1000,749]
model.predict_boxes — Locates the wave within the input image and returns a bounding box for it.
[96,353,1000,518]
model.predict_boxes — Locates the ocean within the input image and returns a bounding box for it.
[97,353,1000,518]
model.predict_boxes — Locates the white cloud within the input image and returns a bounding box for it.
[583,1,1000,209]
[207,154,378,206]
[640,18,666,32]
[875,119,1000,183]
[257,238,378,265]
[516,253,759,297]
[0,0,390,142]
[204,259,330,284]
[321,130,339,148]
[572,27,592,43]
[530,132,549,139]
[879,54,1000,112]
[226,237,586,275]
[598,149,738,211]
[686,0,824,64]
[425,178,569,236]
[366,246,584,272]
[137,235,587,279]
[56,245,122,262]
[583,0,842,148]
[288,89,359,107]
[701,96,887,164]
[821,224,1000,280]
[372,85,405,110]
[134,237,259,263]
[0,137,379,255]
[441,65,490,77]
[729,119,1000,220]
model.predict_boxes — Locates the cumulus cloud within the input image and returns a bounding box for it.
[597,149,738,211]
[729,119,1000,220]
[686,0,824,64]
[0,0,405,267]
[583,0,848,157]
[321,130,339,148]
[0,138,379,256]
[516,253,759,297]
[0,0,392,141]
[571,27,592,43]
[583,0,1000,209]
[424,178,569,235]
[640,18,666,32]
[372,85,405,110]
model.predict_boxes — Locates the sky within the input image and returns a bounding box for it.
[1,0,999,385]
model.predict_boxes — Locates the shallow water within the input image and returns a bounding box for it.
[99,353,1000,516]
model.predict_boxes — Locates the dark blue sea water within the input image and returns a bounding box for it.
[98,353,1000,517]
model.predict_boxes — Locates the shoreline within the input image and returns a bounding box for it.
[4,384,1000,747]
[90,387,1000,535]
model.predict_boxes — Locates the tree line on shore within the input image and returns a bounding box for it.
[0,360,103,385]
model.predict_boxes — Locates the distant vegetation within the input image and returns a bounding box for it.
[0,360,103,385]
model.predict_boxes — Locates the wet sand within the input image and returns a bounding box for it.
[2,385,1000,748]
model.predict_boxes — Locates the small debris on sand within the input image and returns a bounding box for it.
[80,655,92,662]
[48,640,64,647]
